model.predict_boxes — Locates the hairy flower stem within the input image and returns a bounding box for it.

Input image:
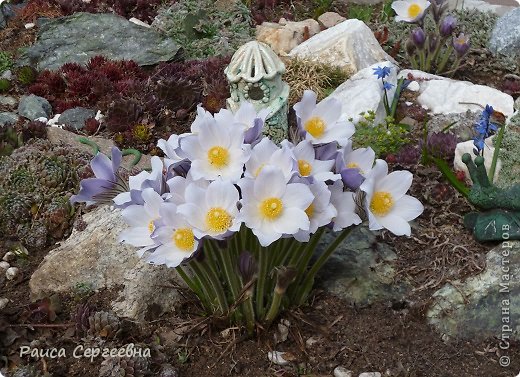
[418,50,426,70]
[296,228,353,305]
[489,122,506,183]
[436,45,453,74]
[175,265,209,309]
[255,238,268,319]
[191,261,227,315]
[264,287,284,326]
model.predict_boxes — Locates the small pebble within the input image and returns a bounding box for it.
[6,267,20,281]
[305,336,321,348]
[1,70,12,80]
[0,298,9,310]
[358,373,381,377]
[268,351,291,366]
[2,251,15,262]
[24,23,35,29]
[0,261,10,271]
[333,366,353,377]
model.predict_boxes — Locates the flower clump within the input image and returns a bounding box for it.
[393,0,470,75]
[72,93,423,331]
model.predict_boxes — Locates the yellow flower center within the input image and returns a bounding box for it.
[172,228,195,252]
[298,159,312,176]
[370,191,394,216]
[304,117,326,138]
[207,146,229,168]
[305,203,315,218]
[148,220,155,233]
[347,162,359,169]
[259,197,283,220]
[407,3,422,19]
[205,207,232,233]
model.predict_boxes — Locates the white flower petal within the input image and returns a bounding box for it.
[391,195,424,221]
[119,227,154,247]
[378,170,413,200]
[282,183,314,209]
[376,213,412,236]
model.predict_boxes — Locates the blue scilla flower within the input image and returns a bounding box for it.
[473,104,499,155]
[383,81,394,91]
[373,66,391,79]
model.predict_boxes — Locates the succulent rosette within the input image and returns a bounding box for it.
[71,92,423,332]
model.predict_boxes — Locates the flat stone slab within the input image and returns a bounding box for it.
[18,12,180,71]
[427,241,520,340]
[489,8,520,56]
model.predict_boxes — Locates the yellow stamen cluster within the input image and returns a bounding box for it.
[305,203,315,218]
[205,207,232,233]
[298,159,312,176]
[148,220,155,233]
[207,146,229,168]
[407,3,422,18]
[260,197,283,220]
[370,191,394,216]
[304,117,326,138]
[173,228,195,251]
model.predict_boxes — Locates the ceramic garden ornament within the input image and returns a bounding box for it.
[225,41,290,143]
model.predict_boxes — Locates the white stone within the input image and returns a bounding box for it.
[256,19,321,55]
[333,366,353,377]
[6,267,20,281]
[2,252,15,262]
[0,298,8,310]
[399,69,515,118]
[267,351,291,366]
[318,12,346,29]
[24,23,35,29]
[288,19,395,74]
[29,206,184,320]
[453,136,502,184]
[329,61,397,124]
[0,261,9,271]
[407,81,420,92]
[359,373,382,377]
[129,17,151,28]
[1,70,12,80]
[447,0,515,16]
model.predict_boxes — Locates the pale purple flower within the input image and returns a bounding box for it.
[70,147,128,206]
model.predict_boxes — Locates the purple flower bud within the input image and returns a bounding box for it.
[411,27,426,49]
[440,15,457,37]
[238,251,257,286]
[340,168,365,191]
[453,33,470,57]
[429,34,438,53]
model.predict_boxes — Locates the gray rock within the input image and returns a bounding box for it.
[0,96,16,107]
[0,112,19,126]
[358,373,381,377]
[427,241,520,340]
[489,8,520,57]
[316,226,409,305]
[17,12,180,71]
[1,70,12,81]
[333,366,353,377]
[426,110,481,141]
[29,206,183,320]
[515,96,520,111]
[18,94,52,120]
[58,107,96,130]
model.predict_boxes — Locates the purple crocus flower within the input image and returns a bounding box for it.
[244,118,264,145]
[411,27,426,49]
[314,142,340,161]
[440,15,457,37]
[70,147,129,206]
[453,33,470,57]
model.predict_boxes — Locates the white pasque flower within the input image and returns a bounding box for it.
[391,0,430,22]
[165,175,209,206]
[293,90,354,146]
[113,156,165,206]
[340,141,375,177]
[146,202,199,267]
[180,115,250,182]
[329,180,362,231]
[190,105,214,134]
[178,179,241,239]
[289,140,337,182]
[360,159,424,236]
[244,137,295,181]
[238,166,314,246]
[157,133,189,168]
[215,101,269,132]
[119,188,164,255]
[294,180,337,242]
